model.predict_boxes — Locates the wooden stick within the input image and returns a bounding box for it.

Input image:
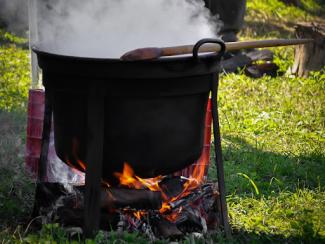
[121,38,313,61]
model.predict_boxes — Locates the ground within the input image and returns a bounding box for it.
[0,0,324,243]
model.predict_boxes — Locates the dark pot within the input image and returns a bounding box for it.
[33,40,223,185]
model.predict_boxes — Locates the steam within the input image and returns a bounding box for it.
[34,0,220,58]
[0,0,28,35]
[47,131,85,184]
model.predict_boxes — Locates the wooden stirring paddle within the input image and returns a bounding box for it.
[121,38,313,61]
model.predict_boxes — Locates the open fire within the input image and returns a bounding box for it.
[115,162,210,215]
[114,162,208,216]
[33,160,221,239]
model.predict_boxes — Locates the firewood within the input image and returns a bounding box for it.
[73,186,163,210]
[102,188,163,210]
[152,218,183,239]
[33,183,163,220]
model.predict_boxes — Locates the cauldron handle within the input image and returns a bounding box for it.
[192,38,226,60]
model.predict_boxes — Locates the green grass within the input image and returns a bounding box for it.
[218,71,324,192]
[229,190,325,241]
[207,70,325,242]
[0,0,325,243]
[0,111,34,232]
[243,0,325,39]
[0,30,30,111]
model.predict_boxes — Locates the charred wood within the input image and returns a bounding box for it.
[159,176,186,199]
[102,188,163,210]
[152,218,183,239]
[32,183,162,222]
[67,185,163,210]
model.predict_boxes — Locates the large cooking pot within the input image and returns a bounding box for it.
[33,39,225,185]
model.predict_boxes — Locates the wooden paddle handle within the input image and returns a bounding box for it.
[162,39,313,56]
[121,38,313,61]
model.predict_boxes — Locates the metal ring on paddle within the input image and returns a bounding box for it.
[193,38,226,60]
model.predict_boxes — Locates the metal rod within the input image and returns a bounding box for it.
[84,84,105,238]
[37,89,52,182]
[211,72,231,237]
[28,0,40,88]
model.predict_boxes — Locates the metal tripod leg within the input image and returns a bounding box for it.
[84,84,105,238]
[211,73,231,237]
[38,89,52,182]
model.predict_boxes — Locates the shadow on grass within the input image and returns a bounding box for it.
[225,227,324,244]
[214,134,324,195]
[243,20,296,38]
[297,0,325,17]
[208,134,324,242]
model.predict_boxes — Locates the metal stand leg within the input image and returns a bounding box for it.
[211,73,231,237]
[38,89,52,182]
[84,84,105,238]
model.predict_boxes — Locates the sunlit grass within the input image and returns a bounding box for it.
[229,189,325,242]
[243,0,325,39]
[0,30,30,111]
[206,59,325,242]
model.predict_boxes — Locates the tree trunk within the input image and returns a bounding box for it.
[291,23,325,77]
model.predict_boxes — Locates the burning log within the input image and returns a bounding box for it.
[32,182,163,230]
[33,183,162,213]
[101,188,163,210]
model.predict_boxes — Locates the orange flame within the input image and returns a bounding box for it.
[159,202,171,213]
[65,157,86,177]
[114,163,143,189]
[133,211,146,220]
[76,159,86,171]
[114,162,207,222]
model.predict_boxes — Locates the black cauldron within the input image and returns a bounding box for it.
[33,39,225,185]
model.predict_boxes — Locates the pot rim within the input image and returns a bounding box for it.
[32,46,219,63]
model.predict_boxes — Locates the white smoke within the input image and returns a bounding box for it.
[0,0,28,35]
[34,0,220,58]
[47,131,85,184]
